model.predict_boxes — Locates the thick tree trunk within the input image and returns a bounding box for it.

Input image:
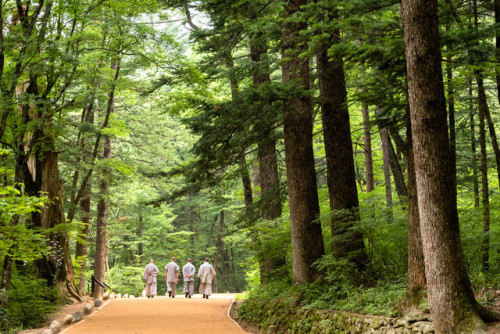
[93,139,110,300]
[476,73,490,272]
[316,25,366,268]
[41,150,81,299]
[401,0,496,330]
[404,113,426,312]
[250,34,285,283]
[282,0,325,283]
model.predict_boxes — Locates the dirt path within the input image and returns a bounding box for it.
[61,294,248,334]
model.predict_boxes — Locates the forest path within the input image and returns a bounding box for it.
[62,294,248,334]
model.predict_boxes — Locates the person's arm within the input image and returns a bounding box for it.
[176,270,179,282]
[165,268,168,281]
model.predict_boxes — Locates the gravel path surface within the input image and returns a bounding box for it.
[61,294,248,334]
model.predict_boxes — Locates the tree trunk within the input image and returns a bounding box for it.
[1,156,24,308]
[446,45,457,189]
[230,246,241,293]
[361,89,374,192]
[377,107,393,214]
[469,81,480,208]
[404,112,426,312]
[401,0,496,330]
[74,106,94,295]
[476,73,490,272]
[0,255,13,310]
[387,136,408,202]
[316,20,366,268]
[75,185,91,295]
[93,139,110,300]
[93,61,119,299]
[138,213,144,258]
[495,0,500,106]
[217,207,228,293]
[282,0,325,283]
[250,33,285,283]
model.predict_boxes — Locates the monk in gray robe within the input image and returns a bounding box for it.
[198,258,216,299]
[143,259,158,298]
[165,257,179,297]
[182,258,196,298]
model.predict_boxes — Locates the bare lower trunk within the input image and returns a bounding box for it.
[404,113,426,311]
[93,159,109,300]
[282,0,324,283]
[401,0,495,330]
[41,151,80,300]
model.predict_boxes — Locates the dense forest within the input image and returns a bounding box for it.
[0,0,499,333]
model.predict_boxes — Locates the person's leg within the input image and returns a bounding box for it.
[184,280,189,297]
[167,281,172,297]
[171,283,177,297]
[205,283,212,299]
[145,283,151,297]
[199,282,206,298]
[188,281,194,297]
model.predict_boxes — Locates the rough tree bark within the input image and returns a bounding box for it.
[403,113,426,312]
[282,0,325,283]
[250,33,285,282]
[316,11,366,268]
[401,0,498,330]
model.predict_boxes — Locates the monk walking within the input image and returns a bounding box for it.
[182,258,196,298]
[143,259,158,298]
[198,258,216,299]
[165,257,179,298]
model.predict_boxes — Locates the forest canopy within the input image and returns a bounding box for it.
[0,0,499,333]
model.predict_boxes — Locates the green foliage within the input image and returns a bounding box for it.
[1,267,62,332]
[106,265,145,297]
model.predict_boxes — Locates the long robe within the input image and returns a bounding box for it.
[165,261,179,296]
[198,262,216,296]
[143,263,158,297]
[182,262,196,296]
